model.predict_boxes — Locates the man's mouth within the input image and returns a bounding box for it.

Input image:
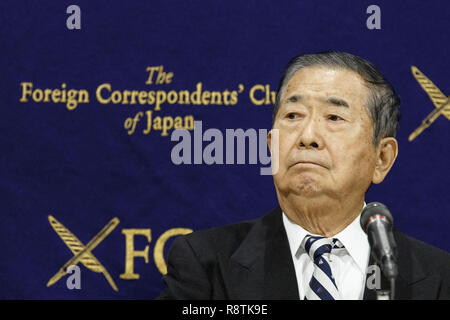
[291,160,328,169]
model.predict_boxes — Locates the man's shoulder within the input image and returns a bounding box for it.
[181,215,261,257]
[159,213,270,300]
[395,229,450,275]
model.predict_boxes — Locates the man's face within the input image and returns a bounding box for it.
[270,66,378,201]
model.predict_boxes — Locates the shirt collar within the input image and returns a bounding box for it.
[333,203,370,273]
[282,212,310,259]
[282,202,370,273]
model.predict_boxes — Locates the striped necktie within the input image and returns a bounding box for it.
[302,235,345,300]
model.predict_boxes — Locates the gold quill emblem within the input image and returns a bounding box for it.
[409,66,450,141]
[47,215,120,291]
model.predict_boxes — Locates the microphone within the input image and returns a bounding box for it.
[360,202,398,298]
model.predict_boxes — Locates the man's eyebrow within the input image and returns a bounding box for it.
[284,94,303,103]
[284,94,350,108]
[325,96,349,108]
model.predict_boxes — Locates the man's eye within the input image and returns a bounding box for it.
[287,113,298,119]
[328,115,343,121]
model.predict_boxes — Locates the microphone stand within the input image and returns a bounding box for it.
[375,260,397,300]
[375,279,395,300]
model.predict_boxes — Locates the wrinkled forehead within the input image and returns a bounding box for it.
[281,66,370,107]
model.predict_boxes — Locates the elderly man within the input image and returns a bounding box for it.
[158,51,450,300]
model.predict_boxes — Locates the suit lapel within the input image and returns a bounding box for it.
[222,207,299,299]
[393,229,438,300]
[262,207,299,299]
[219,218,266,299]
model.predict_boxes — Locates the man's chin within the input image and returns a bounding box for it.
[289,178,322,197]
[274,174,327,197]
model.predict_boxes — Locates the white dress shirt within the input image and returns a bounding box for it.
[282,206,370,300]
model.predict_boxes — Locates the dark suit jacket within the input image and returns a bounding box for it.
[158,206,450,300]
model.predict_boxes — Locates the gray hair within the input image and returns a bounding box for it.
[273,51,401,145]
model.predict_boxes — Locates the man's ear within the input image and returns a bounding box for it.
[372,137,398,184]
[267,130,272,154]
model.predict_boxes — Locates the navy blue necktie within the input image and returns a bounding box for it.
[302,235,345,300]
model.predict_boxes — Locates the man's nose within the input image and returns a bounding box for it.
[297,117,323,149]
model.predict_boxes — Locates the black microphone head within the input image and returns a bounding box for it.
[360,202,394,233]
